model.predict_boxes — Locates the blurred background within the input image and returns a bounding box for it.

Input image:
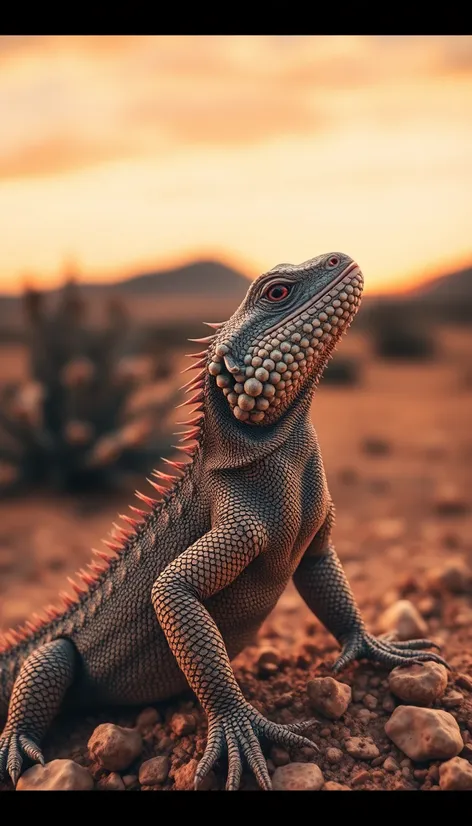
[0,35,471,642]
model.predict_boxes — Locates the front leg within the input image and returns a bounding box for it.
[293,507,448,672]
[152,519,315,791]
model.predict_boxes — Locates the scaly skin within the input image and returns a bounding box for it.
[0,252,447,790]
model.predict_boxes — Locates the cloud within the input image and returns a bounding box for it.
[0,35,471,183]
[0,135,133,180]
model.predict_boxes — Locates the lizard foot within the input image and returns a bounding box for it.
[0,728,44,786]
[332,630,449,673]
[195,700,318,791]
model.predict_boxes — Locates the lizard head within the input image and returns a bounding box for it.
[206,252,363,426]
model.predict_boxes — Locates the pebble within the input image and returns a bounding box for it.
[351,769,370,786]
[97,772,125,791]
[456,673,472,692]
[382,693,397,713]
[363,693,378,710]
[170,712,196,737]
[123,774,138,788]
[442,690,463,709]
[271,747,290,766]
[439,756,472,790]
[383,756,399,773]
[138,756,170,786]
[307,676,352,719]
[17,759,93,791]
[88,723,143,771]
[433,484,469,516]
[256,647,281,677]
[388,662,448,706]
[325,747,343,764]
[175,759,216,791]
[135,707,160,732]
[426,559,472,594]
[344,737,380,760]
[377,599,428,640]
[323,781,351,791]
[272,762,324,791]
[385,706,463,761]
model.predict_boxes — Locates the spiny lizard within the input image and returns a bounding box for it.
[0,252,446,790]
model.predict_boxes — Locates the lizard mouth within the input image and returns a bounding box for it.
[208,264,363,425]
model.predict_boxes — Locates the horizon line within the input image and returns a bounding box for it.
[0,249,470,300]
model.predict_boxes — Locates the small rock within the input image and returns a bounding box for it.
[362,437,391,456]
[385,707,463,760]
[323,781,351,791]
[433,484,469,516]
[377,600,427,640]
[173,759,198,791]
[307,676,352,719]
[363,693,378,710]
[344,737,380,760]
[122,774,138,788]
[325,747,343,764]
[174,759,215,791]
[426,559,472,594]
[442,690,463,709]
[271,747,290,767]
[383,756,399,773]
[439,756,472,790]
[274,692,292,709]
[351,769,370,786]
[382,694,397,713]
[417,596,438,617]
[388,662,448,706]
[256,647,281,677]
[97,772,125,791]
[88,723,143,771]
[17,759,93,791]
[352,688,366,703]
[456,673,472,692]
[299,746,317,760]
[136,707,160,732]
[138,756,170,786]
[272,763,324,791]
[170,712,196,737]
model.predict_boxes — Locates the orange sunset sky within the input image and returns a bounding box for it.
[1,35,471,294]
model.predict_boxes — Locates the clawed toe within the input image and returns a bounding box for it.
[332,629,450,675]
[0,730,44,786]
[195,703,320,791]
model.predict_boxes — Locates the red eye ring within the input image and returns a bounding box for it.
[266,284,290,302]
[327,256,339,268]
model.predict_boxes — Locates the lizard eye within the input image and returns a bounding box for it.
[327,255,339,268]
[265,284,291,302]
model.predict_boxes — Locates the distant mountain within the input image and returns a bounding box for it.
[0,259,252,331]
[111,260,250,297]
[407,264,472,303]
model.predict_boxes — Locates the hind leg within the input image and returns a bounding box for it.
[0,638,76,785]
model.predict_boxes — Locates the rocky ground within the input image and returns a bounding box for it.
[1,327,472,791]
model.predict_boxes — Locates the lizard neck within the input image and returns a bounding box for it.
[201,369,317,470]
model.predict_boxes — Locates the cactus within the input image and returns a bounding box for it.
[0,281,180,493]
